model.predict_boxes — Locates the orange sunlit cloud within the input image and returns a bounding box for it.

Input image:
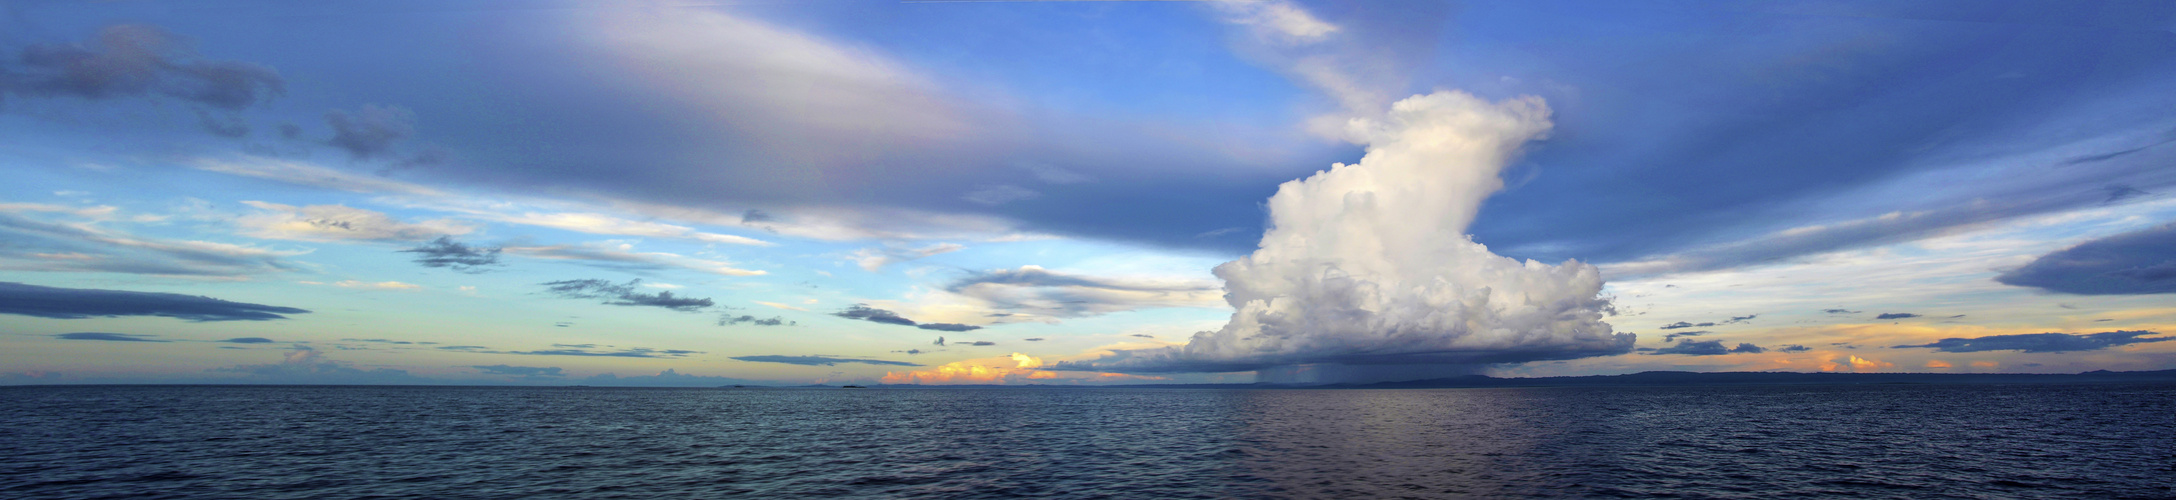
[880,353,1164,385]
[1970,361,1999,368]
[1925,360,1952,368]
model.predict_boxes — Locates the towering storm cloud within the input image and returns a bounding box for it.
[1069,91,1631,375]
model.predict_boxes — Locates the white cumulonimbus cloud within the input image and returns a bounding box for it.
[1067,91,1632,374]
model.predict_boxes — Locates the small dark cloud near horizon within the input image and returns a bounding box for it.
[1876,312,1920,320]
[1823,309,1860,314]
[1130,334,1154,338]
[1659,321,1714,330]
[324,104,415,160]
[1023,337,1044,341]
[1,24,285,111]
[401,236,502,273]
[1894,330,2171,353]
[342,338,418,345]
[220,337,274,344]
[496,347,701,358]
[1723,314,1757,324]
[438,345,487,350]
[1996,222,2176,295]
[933,337,946,346]
[471,365,563,377]
[833,304,982,331]
[56,332,165,342]
[718,314,793,327]
[729,355,921,367]
[1778,345,1812,352]
[0,281,310,321]
[1650,340,1729,356]
[1663,331,1709,342]
[542,279,714,312]
[961,341,996,346]
[1730,343,1765,354]
[895,349,924,355]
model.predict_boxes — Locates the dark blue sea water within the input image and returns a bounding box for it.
[3,384,2171,499]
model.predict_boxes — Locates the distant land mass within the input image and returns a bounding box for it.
[850,369,2176,389]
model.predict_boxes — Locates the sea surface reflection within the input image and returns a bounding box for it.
[3,384,2170,498]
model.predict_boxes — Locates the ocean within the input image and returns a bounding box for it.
[3,384,2171,498]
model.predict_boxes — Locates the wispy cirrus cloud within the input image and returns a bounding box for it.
[540,278,713,312]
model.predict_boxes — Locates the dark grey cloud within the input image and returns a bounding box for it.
[1650,340,1731,356]
[2103,184,2150,204]
[916,323,980,332]
[438,345,488,350]
[1,25,284,110]
[1778,344,1812,352]
[1876,312,1920,320]
[728,355,921,367]
[1130,334,1155,338]
[834,304,916,326]
[1823,309,1861,314]
[832,304,982,331]
[220,337,274,344]
[1662,331,1709,342]
[324,104,415,159]
[961,341,996,346]
[1724,315,1757,324]
[1023,337,1044,341]
[400,236,502,273]
[740,209,774,223]
[718,314,793,327]
[1995,222,2176,295]
[895,349,924,355]
[1893,330,2172,353]
[1730,343,1765,354]
[0,281,309,321]
[1659,321,1713,330]
[470,365,564,377]
[933,336,946,346]
[541,279,713,312]
[55,332,165,342]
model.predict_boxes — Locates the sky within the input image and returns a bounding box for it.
[2,0,2173,386]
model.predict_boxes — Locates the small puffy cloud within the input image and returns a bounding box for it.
[56,332,165,342]
[1777,345,1812,352]
[729,355,921,367]
[1823,355,1894,372]
[0,281,309,321]
[1996,222,2176,295]
[961,341,997,346]
[541,278,714,312]
[0,24,285,110]
[1730,343,1765,354]
[471,365,564,377]
[400,236,502,272]
[1925,360,1953,368]
[1876,313,1921,320]
[1893,330,2172,353]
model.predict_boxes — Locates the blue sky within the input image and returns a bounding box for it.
[3,0,2173,385]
